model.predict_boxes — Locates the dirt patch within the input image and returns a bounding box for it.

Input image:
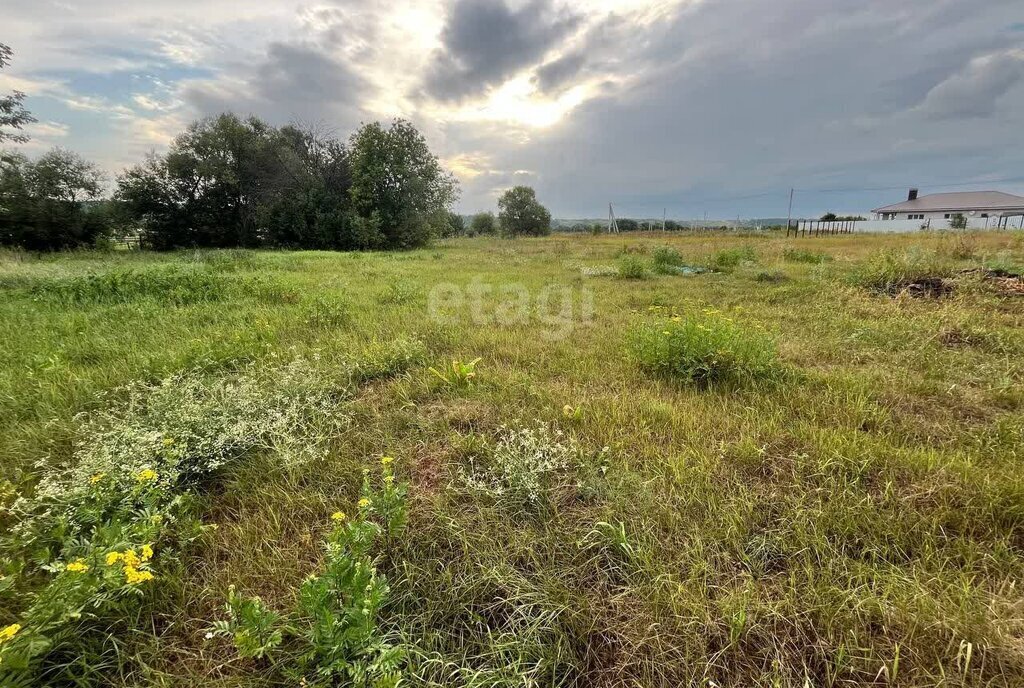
[899,276,955,298]
[893,268,1023,299]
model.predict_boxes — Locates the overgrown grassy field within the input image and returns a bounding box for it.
[2,230,1024,687]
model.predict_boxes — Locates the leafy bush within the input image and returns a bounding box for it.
[627,310,780,386]
[617,256,648,279]
[651,246,683,266]
[215,459,407,686]
[848,248,957,294]
[711,246,758,269]
[651,246,685,274]
[782,248,832,264]
[754,270,788,283]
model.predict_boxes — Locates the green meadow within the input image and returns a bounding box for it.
[2,230,1024,687]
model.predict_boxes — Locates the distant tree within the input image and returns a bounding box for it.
[497,185,550,237]
[820,212,837,221]
[617,218,639,232]
[0,149,110,250]
[0,44,35,144]
[441,211,465,237]
[469,211,496,236]
[949,213,967,230]
[348,119,458,249]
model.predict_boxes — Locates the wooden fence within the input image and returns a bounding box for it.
[785,219,858,237]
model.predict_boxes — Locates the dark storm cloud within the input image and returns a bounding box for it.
[532,51,585,94]
[423,0,581,102]
[183,41,368,128]
[451,0,1024,216]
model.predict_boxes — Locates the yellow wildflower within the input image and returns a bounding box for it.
[358,498,371,509]
[662,330,671,335]
[562,404,574,417]
[383,475,395,485]
[136,468,158,483]
[124,566,154,585]
[105,551,121,566]
[141,544,154,562]
[121,549,140,568]
[380,456,394,466]
[66,559,90,573]
[331,511,346,522]
[162,437,174,446]
[89,473,105,485]
[0,624,20,644]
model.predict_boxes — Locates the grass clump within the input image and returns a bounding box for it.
[782,247,832,264]
[456,422,601,514]
[712,245,758,269]
[848,248,957,295]
[628,310,780,386]
[650,246,685,274]
[617,255,648,279]
[28,265,231,306]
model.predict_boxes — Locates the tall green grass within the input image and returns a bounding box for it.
[1,233,1024,686]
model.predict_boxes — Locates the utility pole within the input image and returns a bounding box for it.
[662,208,666,232]
[786,188,794,235]
[607,203,619,233]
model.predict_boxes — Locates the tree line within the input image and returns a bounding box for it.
[0,45,554,251]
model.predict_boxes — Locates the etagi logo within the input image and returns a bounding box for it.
[428,278,595,341]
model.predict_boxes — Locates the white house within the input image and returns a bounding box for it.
[872,189,1024,228]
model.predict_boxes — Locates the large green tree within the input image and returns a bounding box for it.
[118,115,454,251]
[0,44,35,144]
[497,185,551,237]
[347,119,458,249]
[0,149,109,250]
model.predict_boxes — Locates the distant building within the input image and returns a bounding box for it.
[873,189,1024,227]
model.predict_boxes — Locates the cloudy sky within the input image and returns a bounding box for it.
[2,0,1023,218]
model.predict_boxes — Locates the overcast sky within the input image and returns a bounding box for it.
[2,0,1023,218]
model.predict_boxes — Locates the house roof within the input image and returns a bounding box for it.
[873,191,1024,214]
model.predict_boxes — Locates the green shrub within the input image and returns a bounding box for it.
[848,248,957,294]
[214,459,407,685]
[627,311,780,386]
[754,270,788,283]
[711,246,758,269]
[651,246,685,274]
[617,255,648,279]
[782,248,832,264]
